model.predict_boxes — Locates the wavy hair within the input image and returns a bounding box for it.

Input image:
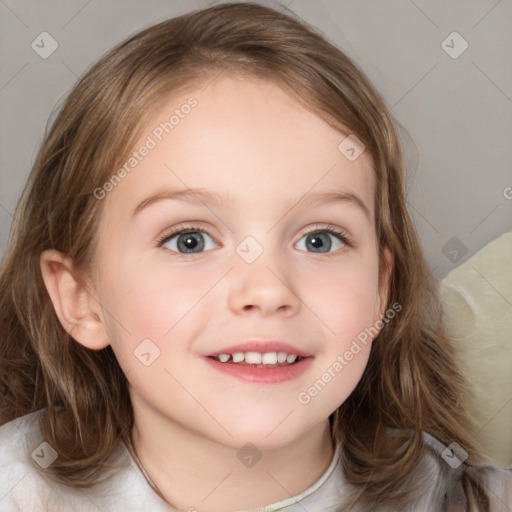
[0,2,489,510]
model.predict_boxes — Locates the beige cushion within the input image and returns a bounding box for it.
[439,231,512,468]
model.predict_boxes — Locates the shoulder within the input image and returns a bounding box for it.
[414,431,512,511]
[0,409,175,511]
[0,409,64,511]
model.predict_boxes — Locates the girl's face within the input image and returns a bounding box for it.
[91,75,390,449]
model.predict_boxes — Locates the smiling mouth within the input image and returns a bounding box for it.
[207,354,307,368]
[204,353,314,384]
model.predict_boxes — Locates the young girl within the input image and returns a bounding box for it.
[0,2,510,511]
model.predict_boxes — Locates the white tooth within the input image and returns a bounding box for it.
[232,352,245,363]
[262,352,278,364]
[245,352,262,364]
[277,352,288,363]
[218,353,231,363]
[286,354,298,364]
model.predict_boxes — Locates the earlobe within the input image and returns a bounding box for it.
[372,247,393,330]
[378,247,393,317]
[40,249,110,350]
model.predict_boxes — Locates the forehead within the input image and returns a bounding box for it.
[103,74,376,223]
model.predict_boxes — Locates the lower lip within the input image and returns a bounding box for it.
[203,356,314,384]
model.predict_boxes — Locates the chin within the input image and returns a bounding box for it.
[214,420,304,451]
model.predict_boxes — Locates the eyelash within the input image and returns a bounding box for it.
[156,223,353,254]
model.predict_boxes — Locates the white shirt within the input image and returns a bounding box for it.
[1,409,511,511]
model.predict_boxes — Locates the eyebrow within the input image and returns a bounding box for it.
[132,187,371,221]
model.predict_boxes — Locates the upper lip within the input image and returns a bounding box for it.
[205,340,313,358]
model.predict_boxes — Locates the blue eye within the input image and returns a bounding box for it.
[294,227,349,254]
[158,224,351,255]
[158,226,218,254]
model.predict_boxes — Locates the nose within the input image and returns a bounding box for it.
[227,250,302,317]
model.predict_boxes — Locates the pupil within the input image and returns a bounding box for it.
[178,232,205,253]
[307,233,331,253]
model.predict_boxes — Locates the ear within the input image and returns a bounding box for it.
[376,246,393,319]
[40,249,110,350]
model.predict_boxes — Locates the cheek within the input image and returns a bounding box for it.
[300,255,381,347]
[96,262,212,391]
[98,259,217,346]
[297,265,379,411]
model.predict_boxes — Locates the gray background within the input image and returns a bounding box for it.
[1,0,511,280]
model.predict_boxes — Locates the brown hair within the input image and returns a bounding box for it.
[0,2,489,509]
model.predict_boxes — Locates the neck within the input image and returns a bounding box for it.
[129,394,335,512]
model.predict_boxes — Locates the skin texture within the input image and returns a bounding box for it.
[41,74,392,511]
